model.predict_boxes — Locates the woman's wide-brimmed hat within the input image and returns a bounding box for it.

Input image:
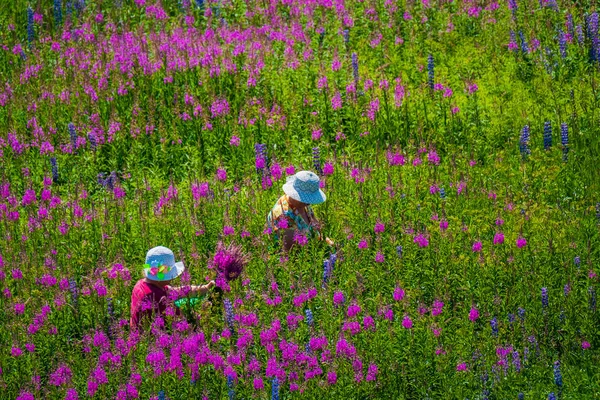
[282,170,326,205]
[143,246,185,282]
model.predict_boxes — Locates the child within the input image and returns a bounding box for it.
[130,246,214,330]
[266,170,334,251]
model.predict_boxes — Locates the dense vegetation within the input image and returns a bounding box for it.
[1,0,599,398]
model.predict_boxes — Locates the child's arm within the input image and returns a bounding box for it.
[190,280,215,297]
[170,281,215,298]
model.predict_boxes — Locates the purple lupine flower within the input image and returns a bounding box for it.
[312,147,322,174]
[561,122,569,161]
[490,317,499,336]
[541,287,549,309]
[543,121,552,149]
[558,31,567,59]
[351,53,359,83]
[519,125,530,157]
[427,54,434,90]
[553,360,563,387]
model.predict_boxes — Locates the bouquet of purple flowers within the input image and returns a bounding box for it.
[208,241,250,293]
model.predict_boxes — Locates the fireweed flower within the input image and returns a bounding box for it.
[393,286,405,301]
[333,291,345,306]
[402,315,413,329]
[414,234,429,247]
[375,252,385,263]
[347,303,361,318]
[472,241,483,252]
[469,307,479,322]
[323,162,334,175]
[493,232,505,245]
[516,237,527,248]
[582,341,591,350]
[427,301,441,318]
[216,168,227,181]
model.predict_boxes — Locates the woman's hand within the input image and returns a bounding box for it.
[325,237,335,246]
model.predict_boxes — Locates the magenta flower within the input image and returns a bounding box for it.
[366,363,378,381]
[14,303,25,315]
[472,241,482,252]
[414,234,429,248]
[11,346,22,357]
[358,239,368,249]
[402,315,413,329]
[516,237,527,248]
[293,232,308,246]
[375,252,385,263]
[347,303,361,318]
[393,286,405,301]
[469,307,479,322]
[327,371,337,385]
[384,308,394,321]
[374,222,385,234]
[582,341,591,350]
[333,291,345,306]
[493,232,505,245]
[322,162,334,175]
[456,362,468,371]
[216,168,227,181]
[439,220,449,231]
[363,315,375,330]
[431,300,444,316]
[229,135,240,146]
[285,165,295,175]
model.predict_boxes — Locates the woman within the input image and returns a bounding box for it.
[267,170,334,251]
[130,246,215,330]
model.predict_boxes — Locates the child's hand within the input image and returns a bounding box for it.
[201,281,215,293]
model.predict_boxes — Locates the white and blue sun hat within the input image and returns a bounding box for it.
[143,246,185,282]
[282,170,326,205]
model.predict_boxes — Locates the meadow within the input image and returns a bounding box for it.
[1,0,600,398]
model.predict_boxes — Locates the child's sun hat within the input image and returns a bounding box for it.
[282,170,326,205]
[143,246,185,281]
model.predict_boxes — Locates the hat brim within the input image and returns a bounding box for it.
[144,261,185,282]
[283,182,326,205]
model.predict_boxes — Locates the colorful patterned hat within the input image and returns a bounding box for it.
[143,246,185,282]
